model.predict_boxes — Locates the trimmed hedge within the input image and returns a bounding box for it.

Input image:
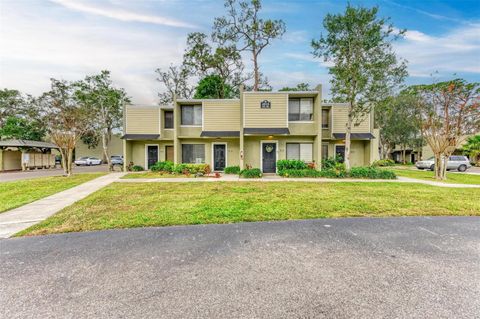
[131,165,144,172]
[224,166,241,174]
[173,163,211,175]
[277,159,307,170]
[279,166,396,179]
[372,159,396,167]
[240,168,262,178]
[150,161,174,172]
[348,167,396,179]
[278,169,322,178]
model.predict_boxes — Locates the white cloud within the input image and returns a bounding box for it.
[0,1,189,104]
[284,52,335,67]
[50,0,197,28]
[395,24,480,77]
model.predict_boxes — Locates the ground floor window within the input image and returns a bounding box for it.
[286,143,313,162]
[322,143,329,160]
[182,144,205,164]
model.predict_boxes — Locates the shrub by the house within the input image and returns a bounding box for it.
[150,161,174,173]
[240,168,262,178]
[372,159,395,167]
[348,167,396,179]
[277,159,307,171]
[224,166,241,174]
[131,165,144,171]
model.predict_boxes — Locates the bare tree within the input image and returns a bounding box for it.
[213,0,285,91]
[156,64,194,105]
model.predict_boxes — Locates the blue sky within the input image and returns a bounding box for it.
[1,0,479,104]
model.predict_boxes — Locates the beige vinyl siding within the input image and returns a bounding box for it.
[331,106,370,133]
[125,107,160,134]
[244,93,288,128]
[203,100,240,131]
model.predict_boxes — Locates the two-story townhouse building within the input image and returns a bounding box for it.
[122,85,380,172]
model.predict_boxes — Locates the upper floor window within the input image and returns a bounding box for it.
[164,111,174,129]
[322,109,329,128]
[288,98,313,121]
[181,105,202,126]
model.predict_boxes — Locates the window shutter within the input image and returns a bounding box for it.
[300,144,313,162]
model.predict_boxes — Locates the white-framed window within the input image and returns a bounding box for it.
[288,98,313,121]
[181,105,202,126]
[182,144,205,163]
[286,143,313,162]
[164,110,174,129]
[322,109,329,128]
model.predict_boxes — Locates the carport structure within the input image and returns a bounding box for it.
[0,139,59,172]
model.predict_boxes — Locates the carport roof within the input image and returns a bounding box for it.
[0,139,58,149]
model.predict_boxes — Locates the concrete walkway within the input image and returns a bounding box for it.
[0,172,125,238]
[118,174,480,188]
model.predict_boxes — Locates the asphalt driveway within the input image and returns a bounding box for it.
[1,217,479,318]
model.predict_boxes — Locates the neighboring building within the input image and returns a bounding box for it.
[75,133,123,161]
[0,140,58,172]
[122,86,379,172]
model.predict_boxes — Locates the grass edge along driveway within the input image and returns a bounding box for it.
[0,173,106,213]
[18,181,480,236]
[390,168,480,185]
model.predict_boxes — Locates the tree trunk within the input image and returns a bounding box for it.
[344,111,353,170]
[60,148,68,176]
[402,146,406,164]
[66,147,73,177]
[102,130,111,171]
[252,50,259,91]
[434,153,442,180]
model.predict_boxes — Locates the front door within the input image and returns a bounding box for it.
[165,146,174,162]
[147,145,158,169]
[262,143,276,173]
[213,144,226,171]
[335,145,345,163]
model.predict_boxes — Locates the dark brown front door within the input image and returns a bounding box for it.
[262,143,276,173]
[213,144,226,171]
[165,146,174,162]
[147,146,158,169]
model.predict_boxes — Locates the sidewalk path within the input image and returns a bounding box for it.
[0,172,125,238]
[118,174,480,188]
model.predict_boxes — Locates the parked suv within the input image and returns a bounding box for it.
[110,155,124,165]
[415,156,471,172]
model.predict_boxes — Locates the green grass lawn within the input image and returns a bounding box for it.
[18,181,480,236]
[391,168,480,185]
[0,173,105,213]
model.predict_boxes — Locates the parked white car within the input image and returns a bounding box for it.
[74,157,102,166]
[415,156,472,172]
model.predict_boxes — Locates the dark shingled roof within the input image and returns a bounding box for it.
[200,131,240,137]
[243,128,290,135]
[332,133,375,140]
[0,139,58,149]
[121,134,160,140]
